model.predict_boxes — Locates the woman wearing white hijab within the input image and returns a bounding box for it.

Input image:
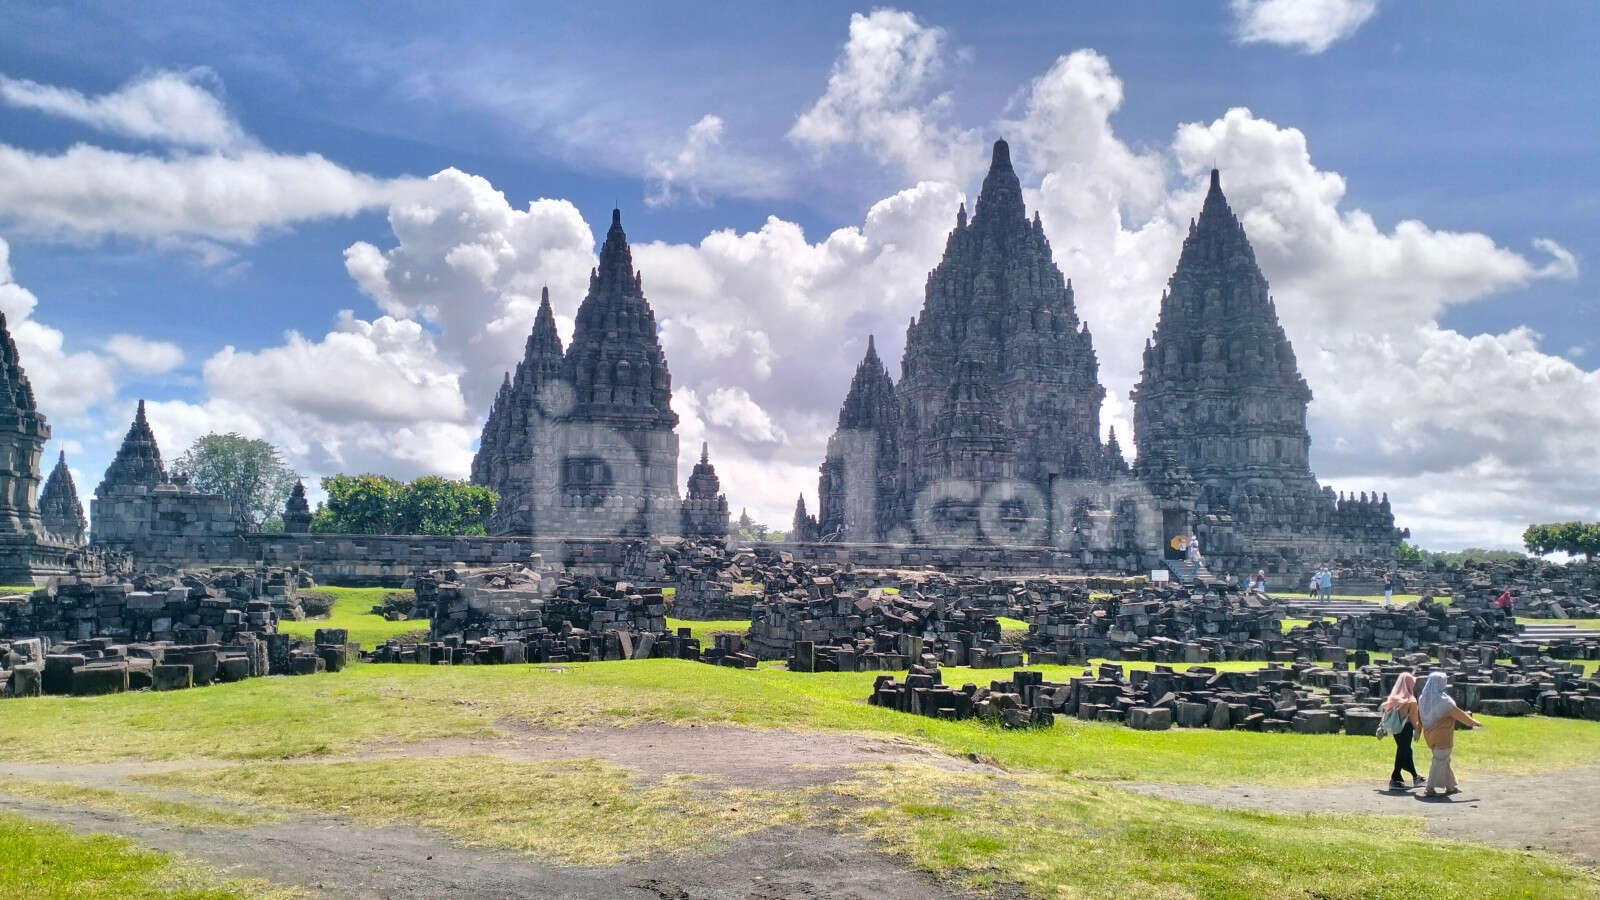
[1411,671,1483,796]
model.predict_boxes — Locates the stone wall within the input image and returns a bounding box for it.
[98,531,668,586]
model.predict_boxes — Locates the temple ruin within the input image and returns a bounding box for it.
[808,141,1404,574]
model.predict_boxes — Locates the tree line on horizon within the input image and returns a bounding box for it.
[1522,522,1600,562]
[164,433,495,535]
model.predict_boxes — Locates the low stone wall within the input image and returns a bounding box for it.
[92,533,668,586]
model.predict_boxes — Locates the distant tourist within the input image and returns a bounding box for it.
[1383,572,1394,604]
[1413,671,1484,797]
[1307,573,1319,598]
[1494,589,1513,610]
[1186,533,1203,567]
[1379,672,1423,790]
[1319,567,1333,600]
[1252,570,1269,596]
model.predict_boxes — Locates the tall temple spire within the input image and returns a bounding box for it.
[282,478,312,534]
[1132,167,1328,520]
[972,139,1026,228]
[39,449,85,545]
[98,399,166,496]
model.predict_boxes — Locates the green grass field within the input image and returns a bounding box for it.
[0,812,295,899]
[277,586,426,648]
[3,659,1595,786]
[1517,617,1600,630]
[664,617,752,645]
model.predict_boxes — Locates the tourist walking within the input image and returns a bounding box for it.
[1307,573,1319,598]
[1319,567,1333,600]
[1414,671,1483,797]
[1383,572,1394,605]
[1380,672,1423,789]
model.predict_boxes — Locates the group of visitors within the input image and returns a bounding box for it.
[1378,671,1484,796]
[1307,566,1334,599]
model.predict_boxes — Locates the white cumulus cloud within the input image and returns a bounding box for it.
[1230,0,1380,53]
[0,69,249,149]
[105,334,185,374]
[0,236,117,419]
[0,70,415,249]
[789,9,984,184]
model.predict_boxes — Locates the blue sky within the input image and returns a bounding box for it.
[0,1,1595,548]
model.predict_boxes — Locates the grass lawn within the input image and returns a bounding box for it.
[3,659,1595,787]
[277,586,425,648]
[0,778,267,827]
[137,756,1598,899]
[995,615,1028,632]
[1517,617,1600,630]
[664,617,752,645]
[0,584,35,594]
[146,757,803,866]
[0,812,295,899]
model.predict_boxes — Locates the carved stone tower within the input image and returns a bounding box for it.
[680,442,729,539]
[282,479,312,534]
[0,311,74,581]
[474,288,567,535]
[896,139,1108,541]
[817,335,901,541]
[39,451,86,545]
[554,209,681,536]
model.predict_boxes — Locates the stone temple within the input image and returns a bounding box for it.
[471,209,727,540]
[0,313,85,582]
[806,140,1403,574]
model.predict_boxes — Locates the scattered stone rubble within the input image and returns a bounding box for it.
[0,566,336,698]
[0,567,304,644]
[370,562,679,665]
[870,652,1599,732]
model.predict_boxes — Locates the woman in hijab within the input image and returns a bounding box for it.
[1381,672,1423,789]
[1412,671,1483,796]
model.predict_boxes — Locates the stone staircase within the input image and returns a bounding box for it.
[1282,596,1383,618]
[1166,559,1214,586]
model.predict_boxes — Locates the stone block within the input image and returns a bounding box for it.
[8,663,41,696]
[1291,710,1337,734]
[1175,701,1209,728]
[1128,707,1172,730]
[152,664,193,691]
[1475,698,1531,717]
[1342,709,1381,736]
[71,663,128,696]
[217,655,252,682]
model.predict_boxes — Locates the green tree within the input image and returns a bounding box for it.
[393,476,496,535]
[1523,522,1600,561]
[1395,541,1423,563]
[310,474,403,534]
[308,474,495,535]
[173,433,300,530]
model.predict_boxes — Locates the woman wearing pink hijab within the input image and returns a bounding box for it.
[1381,672,1423,789]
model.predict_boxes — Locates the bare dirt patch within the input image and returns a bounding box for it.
[0,797,977,899]
[0,725,1001,899]
[347,721,1001,787]
[1125,765,1600,864]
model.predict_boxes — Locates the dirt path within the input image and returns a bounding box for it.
[0,724,1001,899]
[0,795,976,899]
[1126,766,1600,863]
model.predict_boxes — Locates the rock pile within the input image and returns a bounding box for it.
[0,567,304,644]
[412,563,668,643]
[1,627,337,697]
[869,664,1055,728]
[744,575,1017,665]
[1023,584,1284,664]
[663,540,763,620]
[868,656,1600,732]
